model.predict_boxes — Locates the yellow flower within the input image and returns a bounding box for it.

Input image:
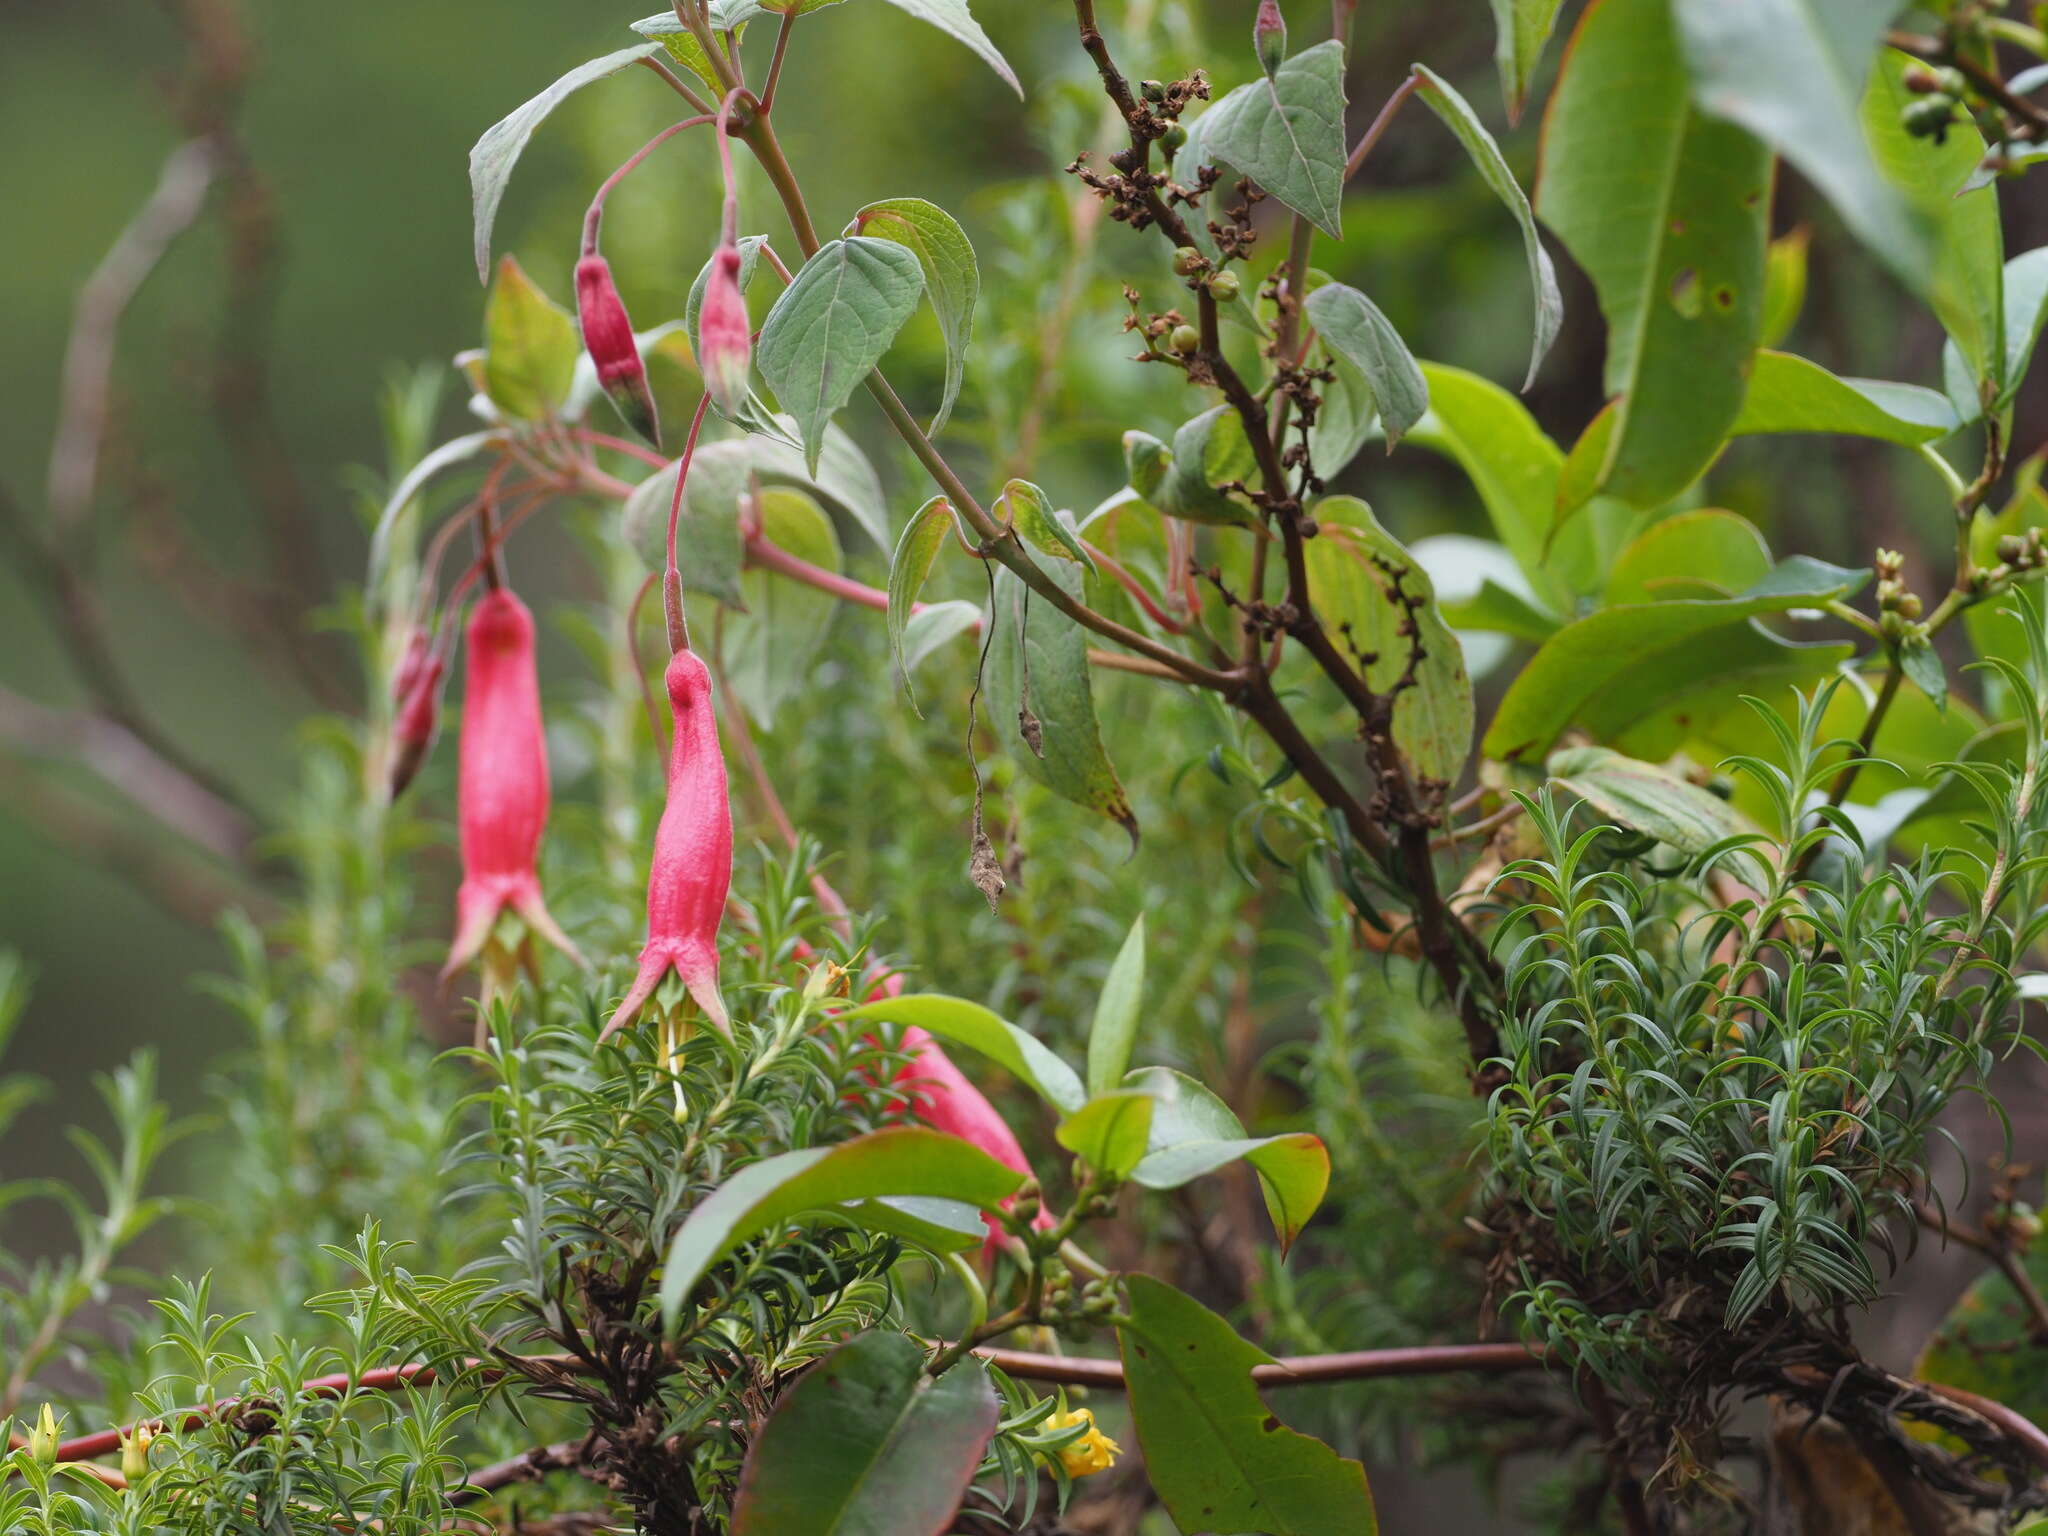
[1046,1406,1120,1478]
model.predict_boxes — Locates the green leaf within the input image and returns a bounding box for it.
[1410,65,1562,389]
[1952,247,2048,419]
[1731,349,1961,445]
[1440,578,1561,642]
[742,421,892,551]
[730,1331,998,1536]
[854,199,979,436]
[1125,1067,1330,1252]
[839,993,1085,1115]
[1119,1276,1377,1536]
[469,44,664,282]
[835,1196,987,1254]
[1537,0,1772,508]
[1159,405,1258,525]
[1302,284,1429,447]
[984,563,1138,840]
[722,487,842,724]
[1546,745,1743,853]
[1483,559,1865,759]
[631,4,762,96]
[888,495,955,715]
[1304,497,1474,785]
[621,450,745,603]
[1900,635,1946,709]
[1196,40,1349,238]
[1673,0,1928,290]
[1123,430,1172,503]
[1487,0,1565,123]
[482,256,579,423]
[1759,227,1810,348]
[875,0,1021,97]
[1603,508,1772,605]
[996,480,1090,566]
[757,237,927,475]
[1085,915,1146,1098]
[1055,1091,1155,1178]
[1862,50,2004,391]
[1406,362,1637,611]
[901,600,980,676]
[660,1127,1029,1322]
[1307,351,1377,480]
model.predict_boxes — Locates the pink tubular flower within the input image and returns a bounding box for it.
[443,589,586,985]
[698,241,751,418]
[387,647,446,801]
[576,253,661,448]
[602,647,733,1041]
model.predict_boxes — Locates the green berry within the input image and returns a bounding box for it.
[1169,323,1202,355]
[1160,122,1188,152]
[1206,269,1240,302]
[1172,246,1204,276]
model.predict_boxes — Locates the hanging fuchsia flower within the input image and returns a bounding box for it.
[699,241,751,418]
[387,642,446,801]
[443,589,585,997]
[576,253,661,448]
[602,647,732,1046]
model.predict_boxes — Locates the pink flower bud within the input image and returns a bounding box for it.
[443,589,586,979]
[1255,0,1287,76]
[388,651,446,801]
[391,626,432,703]
[576,253,661,448]
[602,648,733,1040]
[699,242,752,418]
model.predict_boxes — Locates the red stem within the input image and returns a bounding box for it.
[581,116,714,254]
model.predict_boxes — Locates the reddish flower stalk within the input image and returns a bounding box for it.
[601,647,733,1046]
[443,589,586,1000]
[699,90,753,419]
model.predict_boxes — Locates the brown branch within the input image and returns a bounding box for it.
[447,1438,593,1506]
[976,1340,1546,1388]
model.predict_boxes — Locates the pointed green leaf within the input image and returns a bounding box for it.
[1731,349,1960,445]
[660,1128,1028,1322]
[888,495,955,715]
[835,1196,987,1254]
[876,0,1021,97]
[1759,227,1810,348]
[1119,1277,1377,1536]
[1673,0,1929,289]
[984,563,1138,840]
[854,199,979,436]
[482,256,579,422]
[1537,0,1772,507]
[1084,915,1146,1098]
[1125,1067,1330,1252]
[757,237,926,475]
[731,1332,998,1536]
[1410,65,1562,389]
[1603,508,1772,605]
[1055,1090,1155,1179]
[723,488,841,725]
[901,600,980,675]
[1196,39,1349,237]
[470,44,664,282]
[1547,745,1744,853]
[631,5,763,97]
[1488,0,1565,122]
[1302,283,1428,447]
[996,480,1090,566]
[839,993,1085,1115]
[1159,405,1258,525]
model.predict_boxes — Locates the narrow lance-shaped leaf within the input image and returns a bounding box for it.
[1302,284,1428,447]
[470,44,664,281]
[756,237,926,476]
[1409,65,1561,389]
[659,1126,1028,1323]
[854,199,979,436]
[1196,39,1349,237]
[1119,1276,1378,1536]
[1085,914,1146,1097]
[1731,350,1960,446]
[888,496,955,715]
[1488,0,1565,122]
[730,1332,998,1536]
[876,0,1021,97]
[839,992,1086,1114]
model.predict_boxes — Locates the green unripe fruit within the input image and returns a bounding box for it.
[1160,122,1188,152]
[1901,96,1955,139]
[1172,246,1204,276]
[1895,591,1923,621]
[1169,323,1201,355]
[1206,270,1240,302]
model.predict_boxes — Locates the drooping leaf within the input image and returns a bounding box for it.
[1537,0,1772,508]
[1483,559,1866,759]
[723,487,841,724]
[1159,405,1258,525]
[1547,745,1744,853]
[1950,247,2048,420]
[1759,227,1811,348]
[730,1331,997,1536]
[1055,1091,1155,1179]
[1731,350,1960,445]
[1410,65,1562,388]
[1900,635,1946,709]
[901,600,981,675]
[854,199,979,435]
[1084,915,1146,1098]
[1862,49,2004,392]
[839,993,1085,1115]
[1672,0,1927,290]
[482,256,579,423]
[469,44,665,281]
[1195,39,1349,237]
[888,496,955,714]
[1603,508,1772,605]
[756,237,927,475]
[835,1195,987,1254]
[1125,1067,1330,1252]
[875,0,1021,97]
[1302,284,1428,447]
[660,1127,1029,1322]
[1304,497,1473,785]
[984,563,1138,840]
[1119,1276,1377,1536]
[1487,0,1565,122]
[996,480,1090,566]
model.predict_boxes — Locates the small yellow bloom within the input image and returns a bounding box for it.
[26,1403,59,1465]
[1046,1406,1120,1478]
[119,1422,154,1483]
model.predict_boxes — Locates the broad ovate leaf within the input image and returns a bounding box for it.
[1195,39,1349,237]
[854,198,979,435]
[1302,283,1428,447]
[482,256,579,423]
[1126,1067,1330,1252]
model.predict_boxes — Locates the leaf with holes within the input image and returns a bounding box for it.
[1537,0,1772,509]
[1119,1276,1377,1536]
[469,44,664,281]
[1196,39,1349,237]
[854,199,979,436]
[757,238,926,476]
[1303,284,1428,447]
[730,1331,997,1536]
